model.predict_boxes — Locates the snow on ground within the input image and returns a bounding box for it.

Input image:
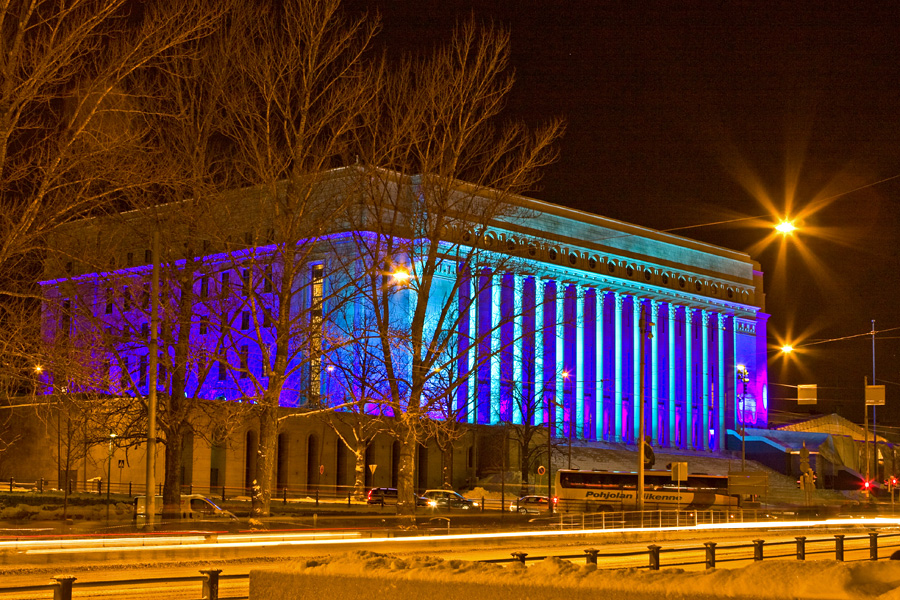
[250,551,900,600]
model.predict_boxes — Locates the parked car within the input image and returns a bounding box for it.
[421,489,479,510]
[508,495,550,514]
[366,487,428,506]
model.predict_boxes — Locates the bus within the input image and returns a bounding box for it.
[553,468,739,512]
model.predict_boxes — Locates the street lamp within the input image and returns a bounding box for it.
[107,432,117,523]
[775,220,796,235]
[736,365,750,472]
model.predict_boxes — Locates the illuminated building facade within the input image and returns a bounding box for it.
[36,168,768,492]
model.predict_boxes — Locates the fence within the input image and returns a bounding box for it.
[3,532,898,600]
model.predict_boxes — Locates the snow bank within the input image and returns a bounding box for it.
[249,552,900,600]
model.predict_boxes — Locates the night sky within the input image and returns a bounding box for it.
[347,1,900,429]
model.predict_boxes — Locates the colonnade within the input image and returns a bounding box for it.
[459,271,744,451]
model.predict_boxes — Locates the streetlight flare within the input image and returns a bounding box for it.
[781,344,794,354]
[775,220,796,235]
[391,269,410,284]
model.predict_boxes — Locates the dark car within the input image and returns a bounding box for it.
[366,487,428,506]
[508,495,550,514]
[422,489,479,510]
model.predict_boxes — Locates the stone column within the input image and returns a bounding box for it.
[701,309,710,451]
[467,273,478,424]
[613,292,624,442]
[534,278,545,427]
[717,312,726,450]
[555,282,566,436]
[632,297,642,444]
[650,299,659,444]
[595,290,605,441]
[684,307,694,449]
[667,303,677,447]
[512,274,524,425]
[575,285,585,438]
[490,270,502,424]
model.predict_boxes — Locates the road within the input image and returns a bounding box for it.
[1,518,898,599]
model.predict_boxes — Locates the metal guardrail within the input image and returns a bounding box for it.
[0,569,249,600]
[3,532,898,599]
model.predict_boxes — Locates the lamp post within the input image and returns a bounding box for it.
[736,365,750,473]
[106,432,117,523]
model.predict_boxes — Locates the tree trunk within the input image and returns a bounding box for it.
[252,406,277,518]
[162,425,183,520]
[354,439,367,500]
[441,443,453,489]
[395,416,417,521]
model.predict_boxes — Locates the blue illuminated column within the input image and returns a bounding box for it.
[467,274,478,423]
[716,312,726,450]
[554,281,565,436]
[575,285,584,438]
[701,309,710,451]
[594,289,605,441]
[667,303,677,447]
[534,278,545,426]
[650,299,659,444]
[490,269,502,424]
[632,297,641,444]
[512,274,524,425]
[684,307,693,449]
[613,292,624,442]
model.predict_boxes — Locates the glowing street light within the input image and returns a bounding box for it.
[391,268,410,284]
[775,220,796,235]
[781,344,794,354]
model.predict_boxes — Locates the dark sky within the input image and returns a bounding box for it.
[347,1,900,429]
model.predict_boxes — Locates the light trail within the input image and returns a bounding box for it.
[15,517,900,556]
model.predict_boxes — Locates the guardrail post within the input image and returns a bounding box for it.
[834,534,845,561]
[8,477,12,492]
[511,552,528,564]
[584,548,599,565]
[200,569,222,600]
[704,542,717,568]
[53,576,76,600]
[648,544,661,570]
[753,539,764,561]
[283,487,287,505]
[795,536,806,560]
[481,497,485,512]
[129,481,132,496]
[869,532,878,561]
[315,490,319,507]
[348,492,351,506]
[39,478,44,492]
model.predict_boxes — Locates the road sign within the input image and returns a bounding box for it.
[797,384,817,405]
[866,385,886,406]
[368,464,377,475]
[117,459,125,469]
[670,462,687,483]
[537,465,546,476]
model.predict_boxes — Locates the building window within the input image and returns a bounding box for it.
[126,252,133,267]
[123,286,131,311]
[263,308,271,328]
[241,311,250,330]
[263,266,272,293]
[242,269,250,295]
[105,287,113,314]
[139,355,148,386]
[200,276,209,300]
[220,272,230,297]
[144,249,151,263]
[309,264,324,400]
[240,346,248,378]
[218,358,227,381]
[60,299,71,334]
[199,316,208,335]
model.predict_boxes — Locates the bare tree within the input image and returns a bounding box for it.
[342,20,563,518]
[218,0,380,517]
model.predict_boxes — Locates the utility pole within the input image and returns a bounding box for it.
[864,375,869,496]
[871,320,876,482]
[145,229,159,528]
[637,304,651,513]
